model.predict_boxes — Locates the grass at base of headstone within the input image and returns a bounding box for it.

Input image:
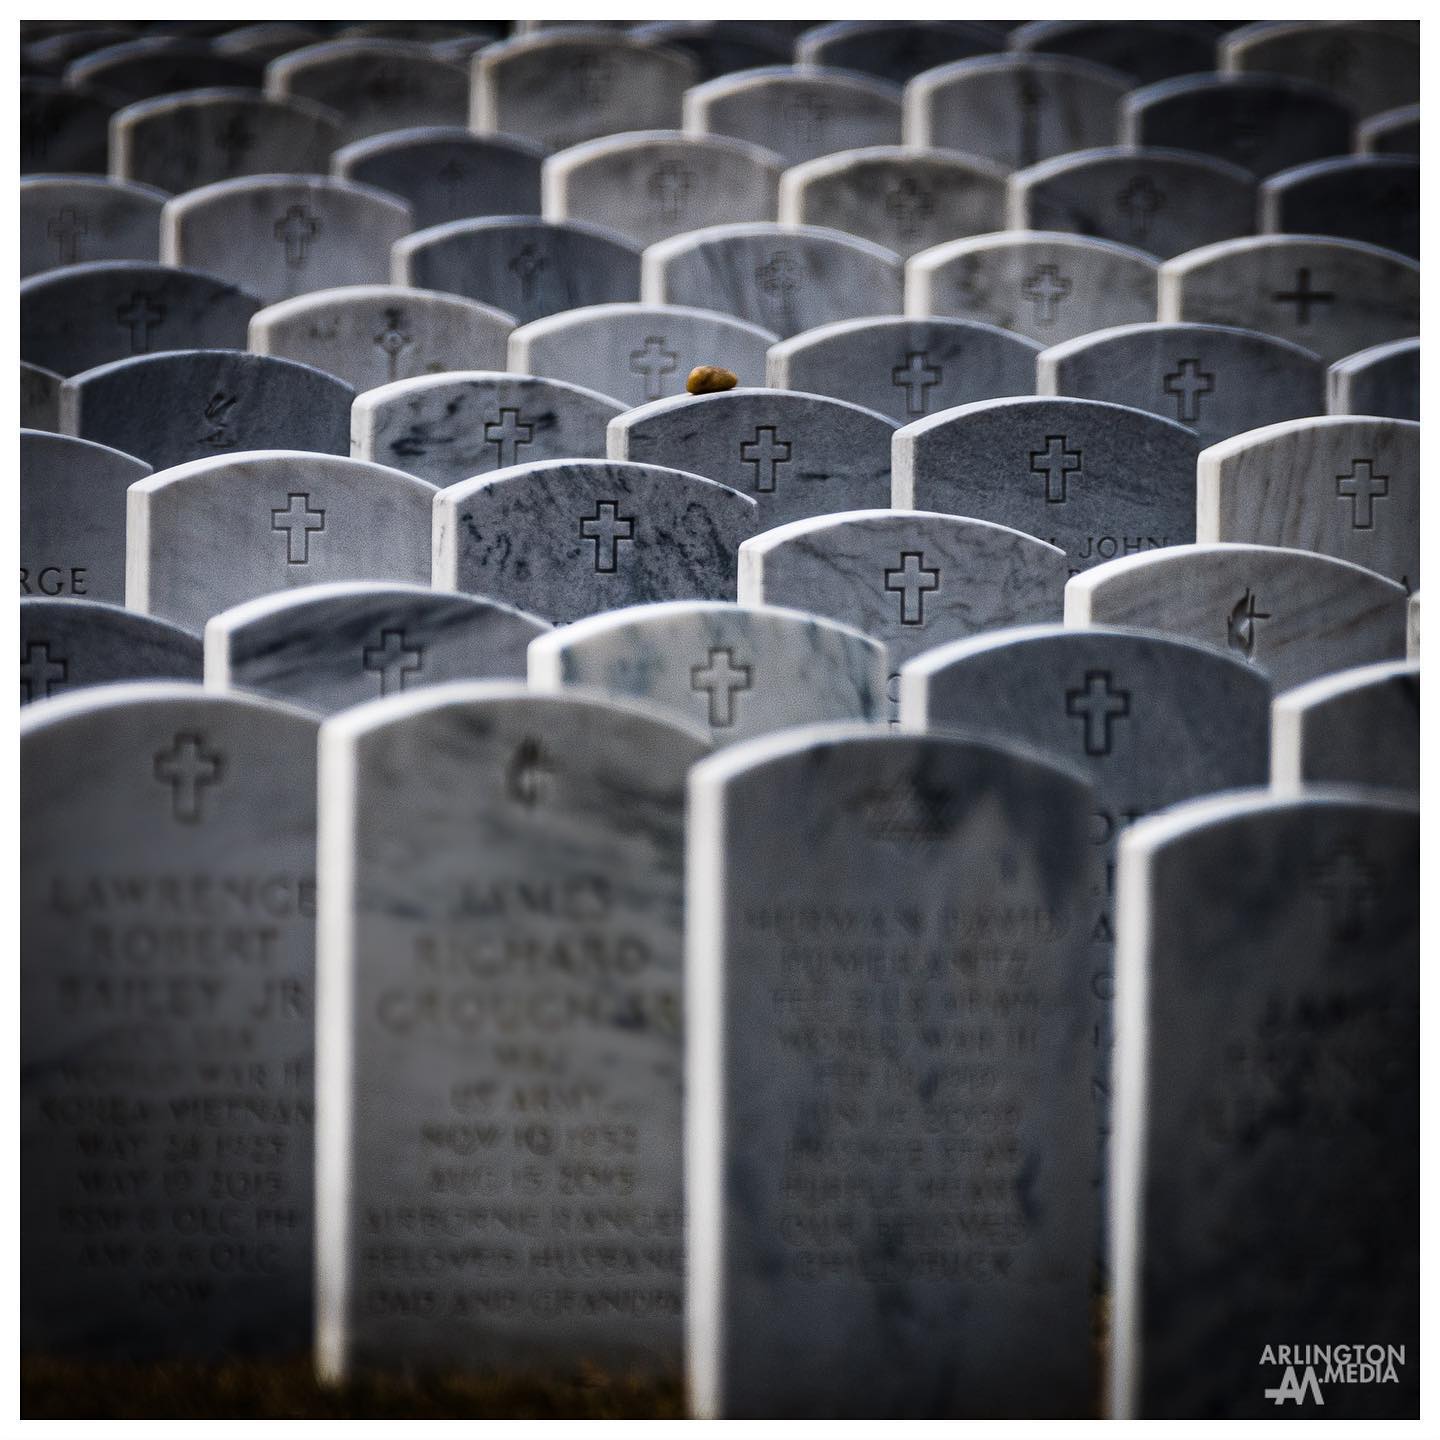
[21,1356,685,1420]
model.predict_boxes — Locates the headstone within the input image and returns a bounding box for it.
[778,146,1007,260]
[1037,322,1326,450]
[248,286,515,394]
[901,624,1271,1209]
[472,31,699,150]
[1008,146,1256,260]
[1196,415,1419,592]
[686,725,1098,1418]
[1120,73,1354,178]
[902,55,1129,171]
[61,350,353,471]
[21,78,117,173]
[610,387,895,530]
[739,509,1066,706]
[683,66,903,168]
[907,232,1159,347]
[642,222,902,339]
[1407,591,1419,659]
[110,88,343,195]
[22,429,151,604]
[264,39,469,145]
[434,459,757,623]
[205,582,550,715]
[21,261,261,376]
[509,303,776,409]
[1066,542,1408,690]
[1110,788,1418,1419]
[314,684,707,1383]
[25,26,138,72]
[767,316,1042,425]
[529,600,886,742]
[64,36,262,102]
[21,683,319,1358]
[1272,658,1419,793]
[127,450,437,630]
[21,361,62,431]
[331,127,546,231]
[1007,20,1218,86]
[1259,156,1419,260]
[20,597,202,701]
[543,131,782,250]
[1357,103,1419,157]
[161,175,413,307]
[352,371,623,488]
[1220,19,1419,119]
[21,175,167,278]
[795,19,1000,82]
[629,20,789,80]
[212,22,324,64]
[1158,235,1419,366]
[894,396,1199,575]
[393,217,641,325]
[1328,337,1419,422]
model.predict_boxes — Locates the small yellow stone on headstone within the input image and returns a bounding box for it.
[686,365,738,395]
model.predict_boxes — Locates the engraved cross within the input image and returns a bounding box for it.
[274,203,321,267]
[1023,264,1071,325]
[1163,358,1214,424]
[363,629,424,695]
[884,551,940,625]
[629,335,679,399]
[1065,670,1131,756]
[20,642,67,702]
[271,492,326,563]
[740,425,792,493]
[116,291,166,352]
[47,207,87,264]
[691,646,753,727]
[1336,458,1388,529]
[1030,434,1081,503]
[484,407,534,468]
[891,351,941,415]
[579,500,635,572]
[154,732,223,823]
[1272,267,1334,325]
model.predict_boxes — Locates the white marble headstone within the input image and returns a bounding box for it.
[21,175,167,278]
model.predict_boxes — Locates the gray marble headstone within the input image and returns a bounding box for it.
[22,429,151,605]
[1220,19,1418,120]
[767,316,1041,424]
[1260,155,1419,261]
[642,223,903,340]
[20,597,202,702]
[1327,337,1419,422]
[1110,789,1418,1419]
[903,54,1129,171]
[394,217,641,325]
[609,387,895,531]
[64,36,262,101]
[1358,103,1419,157]
[434,459,757,622]
[529,600,886,743]
[314,684,707,1382]
[248,286,515,394]
[795,19,999,82]
[1038,322,1325,450]
[162,175,414,307]
[331,126,546,231]
[687,725,1098,1418]
[1008,146,1256,260]
[907,231,1160,347]
[1197,416,1419,592]
[894,396,1199,575]
[543,131,781,250]
[110,88,343,194]
[1007,20,1217,86]
[353,371,624,488]
[1066,542,1408,691]
[212,22,323,64]
[21,260,261,376]
[205,581,549,715]
[61,350,353,471]
[264,38,468,145]
[629,20,789,80]
[1271,658,1418,794]
[1158,235,1420,367]
[21,175,167,278]
[21,78,116,174]
[682,65,903,168]
[509,302,776,409]
[900,626,1271,1217]
[21,361,62,431]
[1120,73,1355,178]
[472,31,698,150]
[22,683,318,1358]
[739,509,1065,707]
[778,146,1007,260]
[128,450,437,629]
